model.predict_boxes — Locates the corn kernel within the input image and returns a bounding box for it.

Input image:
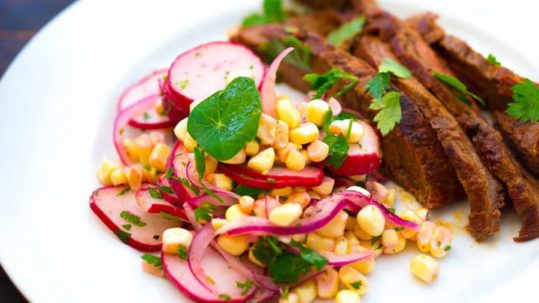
[205,155,218,175]
[285,149,307,172]
[183,132,198,153]
[162,228,193,255]
[349,245,375,274]
[356,205,385,237]
[277,143,299,163]
[417,221,436,252]
[221,149,246,165]
[290,123,319,145]
[306,233,335,252]
[206,173,234,191]
[360,240,383,258]
[311,177,335,197]
[237,196,254,214]
[353,224,372,241]
[410,254,440,283]
[293,279,317,303]
[307,140,329,162]
[347,186,371,197]
[269,203,302,226]
[338,265,369,295]
[247,148,275,174]
[400,209,425,240]
[329,119,364,143]
[141,258,164,277]
[270,187,293,197]
[97,160,119,186]
[318,210,348,238]
[244,140,260,156]
[124,166,143,191]
[149,143,171,172]
[306,99,330,126]
[346,216,357,231]
[257,114,277,145]
[316,267,339,299]
[274,120,290,150]
[141,165,158,183]
[279,293,299,303]
[174,118,188,141]
[385,189,396,206]
[345,231,360,246]
[149,131,165,145]
[135,134,154,164]
[248,248,265,267]
[415,208,429,221]
[301,149,311,166]
[123,139,139,163]
[366,181,389,204]
[308,191,321,200]
[225,204,248,221]
[225,69,254,85]
[336,290,361,303]
[253,199,267,218]
[334,237,349,255]
[430,226,452,258]
[292,234,306,242]
[211,218,228,231]
[382,229,407,254]
[287,192,311,209]
[277,99,301,129]
[110,168,127,186]
[154,99,165,115]
[217,234,249,256]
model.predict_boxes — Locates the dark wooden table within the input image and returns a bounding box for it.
[0,1,74,301]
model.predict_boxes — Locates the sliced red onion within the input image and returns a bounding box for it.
[260,47,294,117]
[189,224,218,292]
[187,192,237,208]
[319,251,374,267]
[328,97,342,116]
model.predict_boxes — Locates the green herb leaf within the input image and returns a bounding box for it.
[507,79,539,123]
[194,147,206,179]
[328,16,366,47]
[157,185,174,195]
[194,203,216,223]
[114,230,131,244]
[120,210,147,227]
[117,187,130,196]
[378,58,412,79]
[218,294,232,301]
[174,177,201,195]
[187,77,262,161]
[290,241,328,270]
[370,235,381,246]
[242,13,266,27]
[268,251,312,284]
[264,0,286,23]
[369,91,402,136]
[178,246,188,260]
[444,245,452,252]
[322,109,333,135]
[233,185,268,198]
[236,278,253,295]
[262,36,312,71]
[252,237,282,267]
[433,72,485,105]
[148,187,163,199]
[160,212,182,222]
[333,111,360,121]
[351,281,363,290]
[141,254,162,269]
[304,67,359,100]
[486,53,501,66]
[365,72,391,99]
[122,224,132,231]
[165,167,174,180]
[323,134,349,169]
[143,112,150,121]
[394,226,404,232]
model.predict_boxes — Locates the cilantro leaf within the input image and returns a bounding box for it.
[242,13,266,27]
[365,72,391,99]
[194,203,216,223]
[114,230,131,244]
[507,79,539,123]
[433,72,485,106]
[117,187,130,196]
[157,185,174,195]
[165,167,174,180]
[378,58,411,79]
[370,91,402,136]
[160,212,182,222]
[252,237,282,267]
[174,177,200,195]
[268,252,312,284]
[304,68,359,100]
[262,36,312,71]
[323,134,349,169]
[328,16,366,47]
[487,53,501,66]
[333,111,360,121]
[120,210,147,227]
[218,294,232,301]
[148,187,163,199]
[194,147,206,179]
[290,241,328,270]
[233,185,268,198]
[187,77,262,161]
[141,254,162,269]
[236,278,253,295]
[178,246,188,260]
[351,281,363,290]
[241,0,286,27]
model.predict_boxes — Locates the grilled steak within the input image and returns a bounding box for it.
[232,24,464,208]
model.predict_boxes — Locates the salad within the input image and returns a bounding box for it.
[90,39,452,302]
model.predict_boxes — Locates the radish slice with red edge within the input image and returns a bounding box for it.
[167,41,265,104]
[158,77,190,118]
[168,141,198,201]
[219,164,324,189]
[89,186,179,251]
[326,120,381,176]
[117,69,167,111]
[156,175,182,206]
[135,188,187,222]
[260,47,294,117]
[127,94,178,130]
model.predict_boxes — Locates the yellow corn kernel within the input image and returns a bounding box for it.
[238,196,255,214]
[269,203,302,226]
[149,131,165,145]
[334,237,349,255]
[306,99,330,126]
[417,221,436,252]
[253,198,267,218]
[270,187,293,197]
[248,248,265,267]
[162,228,193,255]
[311,177,335,197]
[329,119,364,143]
[301,150,311,166]
[183,132,198,153]
[315,267,339,299]
[279,293,299,303]
[382,229,407,254]
[349,175,366,182]
[277,99,301,129]
[207,173,234,191]
[124,166,143,191]
[244,140,260,156]
[135,134,154,165]
[307,140,329,163]
[277,143,299,163]
[247,148,275,174]
[338,265,369,295]
[141,258,164,277]
[285,149,307,172]
[385,189,396,206]
[257,114,277,145]
[149,143,171,172]
[287,192,311,209]
[349,245,375,274]
[410,254,440,283]
[336,290,361,303]
[222,149,246,165]
[96,160,119,186]
[290,123,319,145]
[345,231,360,247]
[225,204,248,221]
[360,240,383,258]
[211,218,228,231]
[415,208,429,221]
[274,120,290,150]
[205,155,218,175]
[110,168,127,186]
[307,191,321,200]
[217,234,249,256]
[400,209,425,240]
[306,233,335,252]
[347,186,371,197]
[292,234,306,242]
[353,224,372,241]
[141,165,158,183]
[174,118,188,141]
[356,205,385,237]
[293,279,317,303]
[123,139,139,163]
[318,211,348,238]
[429,226,452,258]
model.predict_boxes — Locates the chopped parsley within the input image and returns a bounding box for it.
[290,241,328,270]
[321,110,349,169]
[444,245,452,252]
[143,112,150,121]
[433,72,485,106]
[370,235,381,246]
[160,212,182,222]
[194,203,216,223]
[242,0,286,27]
[114,230,131,244]
[143,164,152,171]
[122,224,132,231]
[236,278,253,295]
[486,53,501,66]
[267,177,276,184]
[262,36,313,72]
[176,80,189,90]
[233,185,268,198]
[175,177,201,195]
[507,79,539,123]
[303,67,359,100]
[148,187,163,199]
[141,254,162,269]
[178,246,188,260]
[194,147,206,178]
[218,294,232,301]
[388,207,396,214]
[117,187,130,196]
[328,16,366,47]
[351,281,363,290]
[120,210,147,227]
[165,167,174,180]
[369,91,402,136]
[394,226,404,232]
[157,185,174,195]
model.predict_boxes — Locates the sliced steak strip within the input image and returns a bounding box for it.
[232,24,464,208]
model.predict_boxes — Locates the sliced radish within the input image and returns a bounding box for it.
[260,47,293,117]
[156,175,182,206]
[219,164,324,189]
[327,121,381,176]
[328,97,342,116]
[168,141,198,201]
[117,69,167,111]
[162,248,256,303]
[89,186,179,251]
[159,77,190,119]
[167,41,265,104]
[126,94,177,130]
[135,188,187,222]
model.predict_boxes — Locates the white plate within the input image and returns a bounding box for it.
[0,0,538,302]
